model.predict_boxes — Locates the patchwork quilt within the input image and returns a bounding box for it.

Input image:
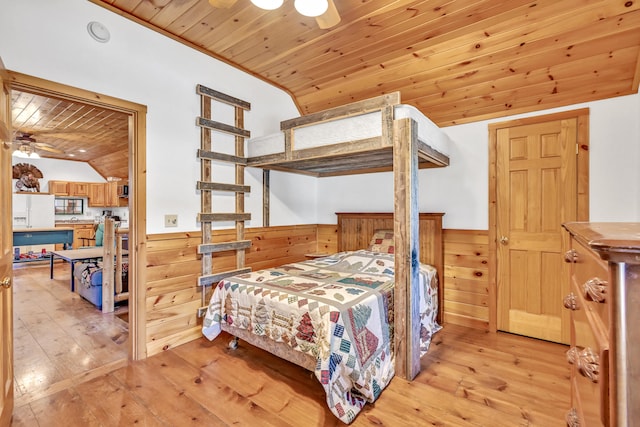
[202,250,439,424]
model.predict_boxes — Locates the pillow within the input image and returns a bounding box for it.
[367,229,395,254]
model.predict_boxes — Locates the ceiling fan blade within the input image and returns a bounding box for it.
[34,143,64,154]
[32,129,86,135]
[208,0,238,7]
[316,0,341,29]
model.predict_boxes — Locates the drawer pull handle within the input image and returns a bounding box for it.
[583,277,607,303]
[562,293,578,310]
[564,249,578,263]
[565,408,580,427]
[566,347,599,383]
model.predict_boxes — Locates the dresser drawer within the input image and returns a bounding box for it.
[567,282,609,426]
[569,238,609,329]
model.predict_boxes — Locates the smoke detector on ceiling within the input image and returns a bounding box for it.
[87,21,110,43]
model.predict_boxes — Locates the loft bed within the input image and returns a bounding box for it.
[245,92,451,379]
[246,92,449,176]
[197,89,450,423]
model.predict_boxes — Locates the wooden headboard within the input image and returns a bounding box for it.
[336,212,444,323]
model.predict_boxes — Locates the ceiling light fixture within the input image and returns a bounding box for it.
[250,0,328,17]
[294,0,328,17]
[211,0,340,28]
[250,0,284,10]
[12,145,40,159]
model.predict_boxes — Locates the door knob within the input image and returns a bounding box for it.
[500,236,509,245]
[1,277,11,289]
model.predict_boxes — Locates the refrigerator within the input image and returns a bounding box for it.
[13,193,56,254]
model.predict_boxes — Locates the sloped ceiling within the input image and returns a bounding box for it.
[92,0,640,126]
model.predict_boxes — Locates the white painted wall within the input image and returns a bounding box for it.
[11,157,106,192]
[317,93,640,229]
[10,156,129,222]
[0,0,308,233]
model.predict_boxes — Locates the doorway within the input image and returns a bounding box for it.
[2,70,147,411]
[488,109,590,344]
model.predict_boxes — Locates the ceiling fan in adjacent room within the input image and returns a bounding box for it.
[208,0,341,29]
[11,132,64,159]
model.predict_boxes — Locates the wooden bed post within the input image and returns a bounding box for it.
[393,117,421,380]
[102,218,115,313]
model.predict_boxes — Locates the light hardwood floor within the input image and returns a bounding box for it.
[10,263,570,426]
[11,261,129,411]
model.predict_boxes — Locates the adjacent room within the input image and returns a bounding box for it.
[1,1,639,426]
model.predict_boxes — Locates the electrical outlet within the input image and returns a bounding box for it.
[164,214,178,227]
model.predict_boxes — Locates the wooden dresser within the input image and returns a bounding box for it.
[562,222,640,427]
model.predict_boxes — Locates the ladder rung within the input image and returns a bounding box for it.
[198,267,252,287]
[197,306,208,318]
[197,181,250,193]
[198,240,251,254]
[198,213,251,222]
[196,84,251,110]
[198,149,247,165]
[197,117,250,138]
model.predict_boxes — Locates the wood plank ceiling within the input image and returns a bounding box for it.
[11,0,640,179]
[10,90,130,180]
[92,0,640,126]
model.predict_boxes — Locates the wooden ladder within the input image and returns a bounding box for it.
[195,85,252,317]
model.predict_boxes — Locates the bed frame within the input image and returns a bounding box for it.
[246,92,449,177]
[198,89,450,380]
[220,212,444,372]
[101,217,129,313]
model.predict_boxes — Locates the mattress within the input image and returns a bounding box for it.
[247,104,451,158]
[202,249,440,424]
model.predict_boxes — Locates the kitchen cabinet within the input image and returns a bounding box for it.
[105,181,119,207]
[88,182,120,207]
[117,181,128,207]
[54,222,95,250]
[69,182,90,197]
[48,180,69,196]
[50,180,91,197]
[88,183,106,207]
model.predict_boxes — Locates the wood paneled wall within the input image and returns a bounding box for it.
[145,225,316,356]
[442,229,490,330]
[144,224,490,357]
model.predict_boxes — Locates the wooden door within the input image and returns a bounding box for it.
[0,62,15,426]
[496,117,578,344]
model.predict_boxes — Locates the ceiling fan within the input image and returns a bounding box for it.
[11,132,64,158]
[208,0,341,29]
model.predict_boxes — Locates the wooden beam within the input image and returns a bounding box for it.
[281,92,400,130]
[197,149,247,165]
[196,84,251,110]
[393,117,420,380]
[198,240,251,254]
[196,117,250,138]
[102,218,115,314]
[197,267,252,287]
[197,212,251,222]
[196,181,250,193]
[263,170,270,227]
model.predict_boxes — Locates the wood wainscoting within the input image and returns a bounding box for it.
[145,225,317,356]
[442,229,490,330]
[145,224,489,357]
